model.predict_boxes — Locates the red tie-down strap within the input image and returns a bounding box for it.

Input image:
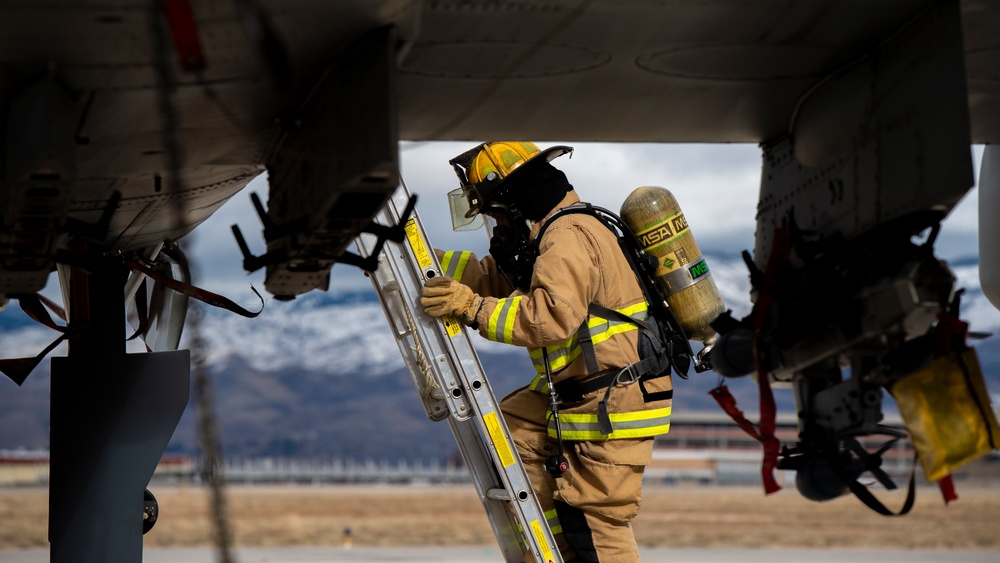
[753,344,783,495]
[938,474,958,504]
[124,258,264,319]
[708,347,781,494]
[709,385,759,440]
[747,229,792,494]
[0,294,70,385]
[161,0,207,73]
[927,309,969,506]
[709,228,792,495]
[1,259,263,385]
[709,383,782,494]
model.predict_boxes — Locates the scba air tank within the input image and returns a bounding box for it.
[620,186,726,344]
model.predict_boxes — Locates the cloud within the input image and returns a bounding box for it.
[707,254,754,319]
[951,263,1000,333]
[139,142,988,313]
[400,141,761,257]
[178,142,765,302]
[13,140,981,309]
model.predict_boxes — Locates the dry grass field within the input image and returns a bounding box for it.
[1,484,998,550]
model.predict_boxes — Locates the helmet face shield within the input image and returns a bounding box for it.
[448,187,485,231]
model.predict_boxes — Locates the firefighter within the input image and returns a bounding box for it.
[421,142,673,562]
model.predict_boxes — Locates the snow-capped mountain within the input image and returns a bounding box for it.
[1,252,997,460]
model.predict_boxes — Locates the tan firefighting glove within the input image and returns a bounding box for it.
[420,276,483,325]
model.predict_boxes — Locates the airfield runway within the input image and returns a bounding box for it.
[4,484,999,561]
[2,547,999,562]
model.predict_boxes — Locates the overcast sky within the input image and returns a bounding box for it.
[185,142,985,307]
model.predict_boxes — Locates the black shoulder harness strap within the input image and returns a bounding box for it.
[533,204,693,409]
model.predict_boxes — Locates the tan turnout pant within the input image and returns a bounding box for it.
[500,386,654,562]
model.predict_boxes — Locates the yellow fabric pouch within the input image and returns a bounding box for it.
[893,347,999,482]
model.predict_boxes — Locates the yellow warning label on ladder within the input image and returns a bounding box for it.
[404,219,432,270]
[405,218,461,337]
[530,519,556,563]
[441,314,462,337]
[483,412,516,467]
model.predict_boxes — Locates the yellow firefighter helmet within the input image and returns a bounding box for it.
[447,142,572,229]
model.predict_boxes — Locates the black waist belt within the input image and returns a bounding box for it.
[556,366,673,436]
[555,371,619,403]
[555,362,674,404]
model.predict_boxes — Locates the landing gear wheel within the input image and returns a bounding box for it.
[143,488,158,534]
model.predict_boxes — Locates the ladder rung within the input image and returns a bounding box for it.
[485,488,511,501]
[486,487,532,502]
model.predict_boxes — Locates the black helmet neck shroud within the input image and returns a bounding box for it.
[487,204,534,292]
[485,163,573,291]
[486,161,573,222]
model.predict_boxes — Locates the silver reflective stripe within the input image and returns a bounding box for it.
[585,309,647,341]
[528,373,547,392]
[549,408,672,440]
[441,251,471,281]
[560,415,670,434]
[661,259,710,293]
[487,296,521,344]
[530,338,579,372]
[529,304,649,375]
[545,508,562,535]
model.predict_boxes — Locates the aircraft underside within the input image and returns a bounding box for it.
[0,0,997,560]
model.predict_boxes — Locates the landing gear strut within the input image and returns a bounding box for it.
[49,247,188,563]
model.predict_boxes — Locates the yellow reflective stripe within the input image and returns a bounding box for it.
[440,251,454,275]
[529,339,581,375]
[544,508,562,535]
[620,302,648,317]
[528,302,649,375]
[586,302,647,329]
[441,251,471,282]
[546,406,672,440]
[546,346,581,372]
[591,321,639,347]
[586,304,646,346]
[501,296,521,343]
[487,296,521,344]
[528,373,548,393]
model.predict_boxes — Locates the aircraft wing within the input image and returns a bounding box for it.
[1,0,998,535]
[2,0,998,301]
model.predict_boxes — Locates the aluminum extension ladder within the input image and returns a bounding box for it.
[355,184,562,563]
